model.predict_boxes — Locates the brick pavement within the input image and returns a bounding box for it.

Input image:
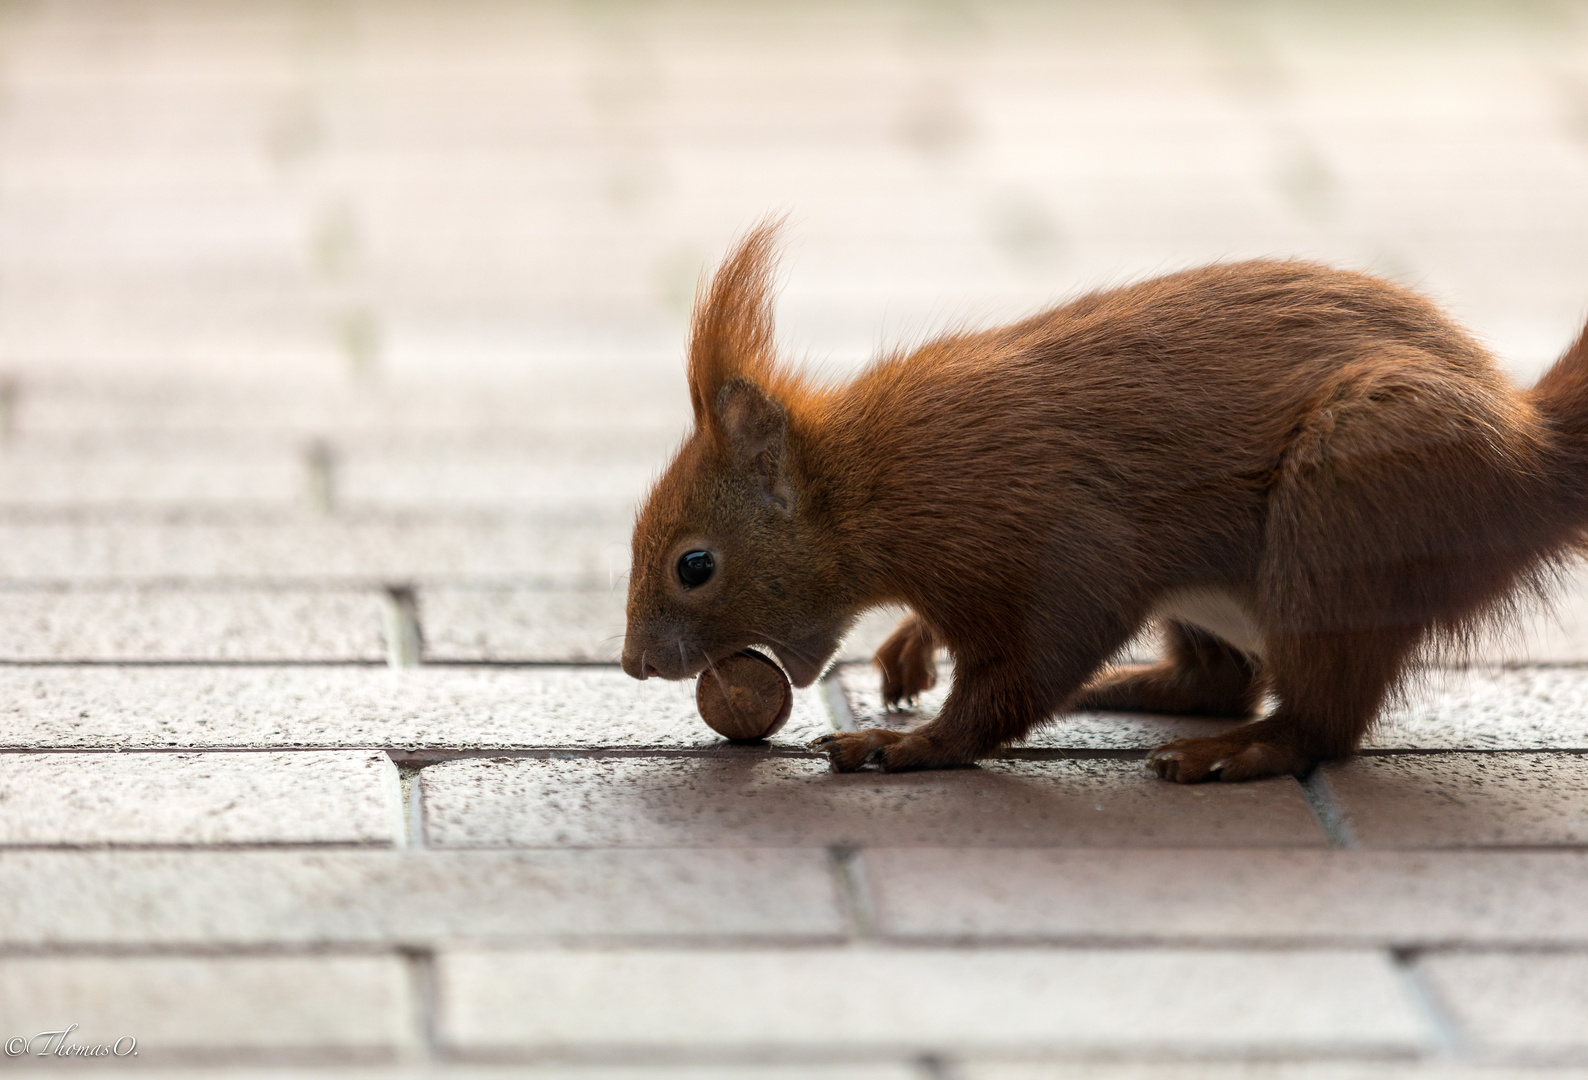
[1,0,1588,1076]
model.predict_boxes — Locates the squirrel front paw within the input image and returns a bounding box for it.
[873,614,938,707]
[810,729,970,772]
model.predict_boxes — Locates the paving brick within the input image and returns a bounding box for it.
[0,0,1582,394]
[863,848,1588,946]
[0,426,678,515]
[419,584,627,662]
[0,1070,921,1080]
[0,445,302,507]
[420,756,1325,849]
[963,1064,1588,1079]
[0,955,414,1059]
[0,585,385,661]
[1321,753,1588,849]
[435,946,1427,1055]
[0,750,401,846]
[1368,668,1588,751]
[1417,951,1588,1054]
[0,512,630,583]
[335,441,663,512]
[17,375,692,436]
[0,848,843,946]
[0,666,832,750]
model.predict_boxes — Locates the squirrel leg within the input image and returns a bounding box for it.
[1072,621,1265,717]
[1148,625,1421,783]
[873,613,938,707]
[815,651,1089,772]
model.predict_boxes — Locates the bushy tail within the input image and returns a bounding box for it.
[1530,319,1588,544]
[1532,319,1588,444]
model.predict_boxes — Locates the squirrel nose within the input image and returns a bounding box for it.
[621,644,660,681]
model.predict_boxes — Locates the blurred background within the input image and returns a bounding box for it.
[0,0,1582,660]
[4,0,1586,405]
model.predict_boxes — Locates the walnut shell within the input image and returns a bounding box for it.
[695,650,793,741]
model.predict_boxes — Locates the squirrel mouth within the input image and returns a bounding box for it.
[765,645,821,689]
[625,638,821,688]
[693,644,814,688]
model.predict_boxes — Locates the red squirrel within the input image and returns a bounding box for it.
[621,223,1588,782]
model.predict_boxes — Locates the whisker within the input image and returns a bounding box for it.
[699,649,753,729]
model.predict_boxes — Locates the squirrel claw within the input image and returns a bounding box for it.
[811,729,905,771]
[812,728,971,772]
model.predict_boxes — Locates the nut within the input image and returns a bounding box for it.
[695,650,794,741]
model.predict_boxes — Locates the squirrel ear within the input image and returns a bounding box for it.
[687,220,783,428]
[717,377,794,514]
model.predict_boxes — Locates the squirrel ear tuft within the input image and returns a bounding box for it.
[688,218,784,429]
[717,378,794,514]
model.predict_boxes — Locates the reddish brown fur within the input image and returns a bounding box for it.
[622,222,1588,781]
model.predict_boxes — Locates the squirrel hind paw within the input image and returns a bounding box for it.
[1147,726,1315,783]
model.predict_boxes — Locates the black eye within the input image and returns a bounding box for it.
[677,550,715,588]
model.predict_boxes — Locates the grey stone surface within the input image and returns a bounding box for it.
[0,426,680,515]
[0,750,401,846]
[4,1,1588,1072]
[2,3,1582,385]
[0,848,844,945]
[18,378,692,438]
[1417,951,1588,1053]
[0,445,302,507]
[964,1065,1588,1079]
[1367,668,1588,751]
[864,848,1588,946]
[1321,753,1588,849]
[419,585,627,663]
[0,585,386,661]
[335,441,663,512]
[0,666,832,750]
[0,955,415,1058]
[0,1069,921,1080]
[435,946,1427,1055]
[420,756,1326,849]
[0,512,631,583]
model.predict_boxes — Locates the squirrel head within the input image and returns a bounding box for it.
[622,223,851,688]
